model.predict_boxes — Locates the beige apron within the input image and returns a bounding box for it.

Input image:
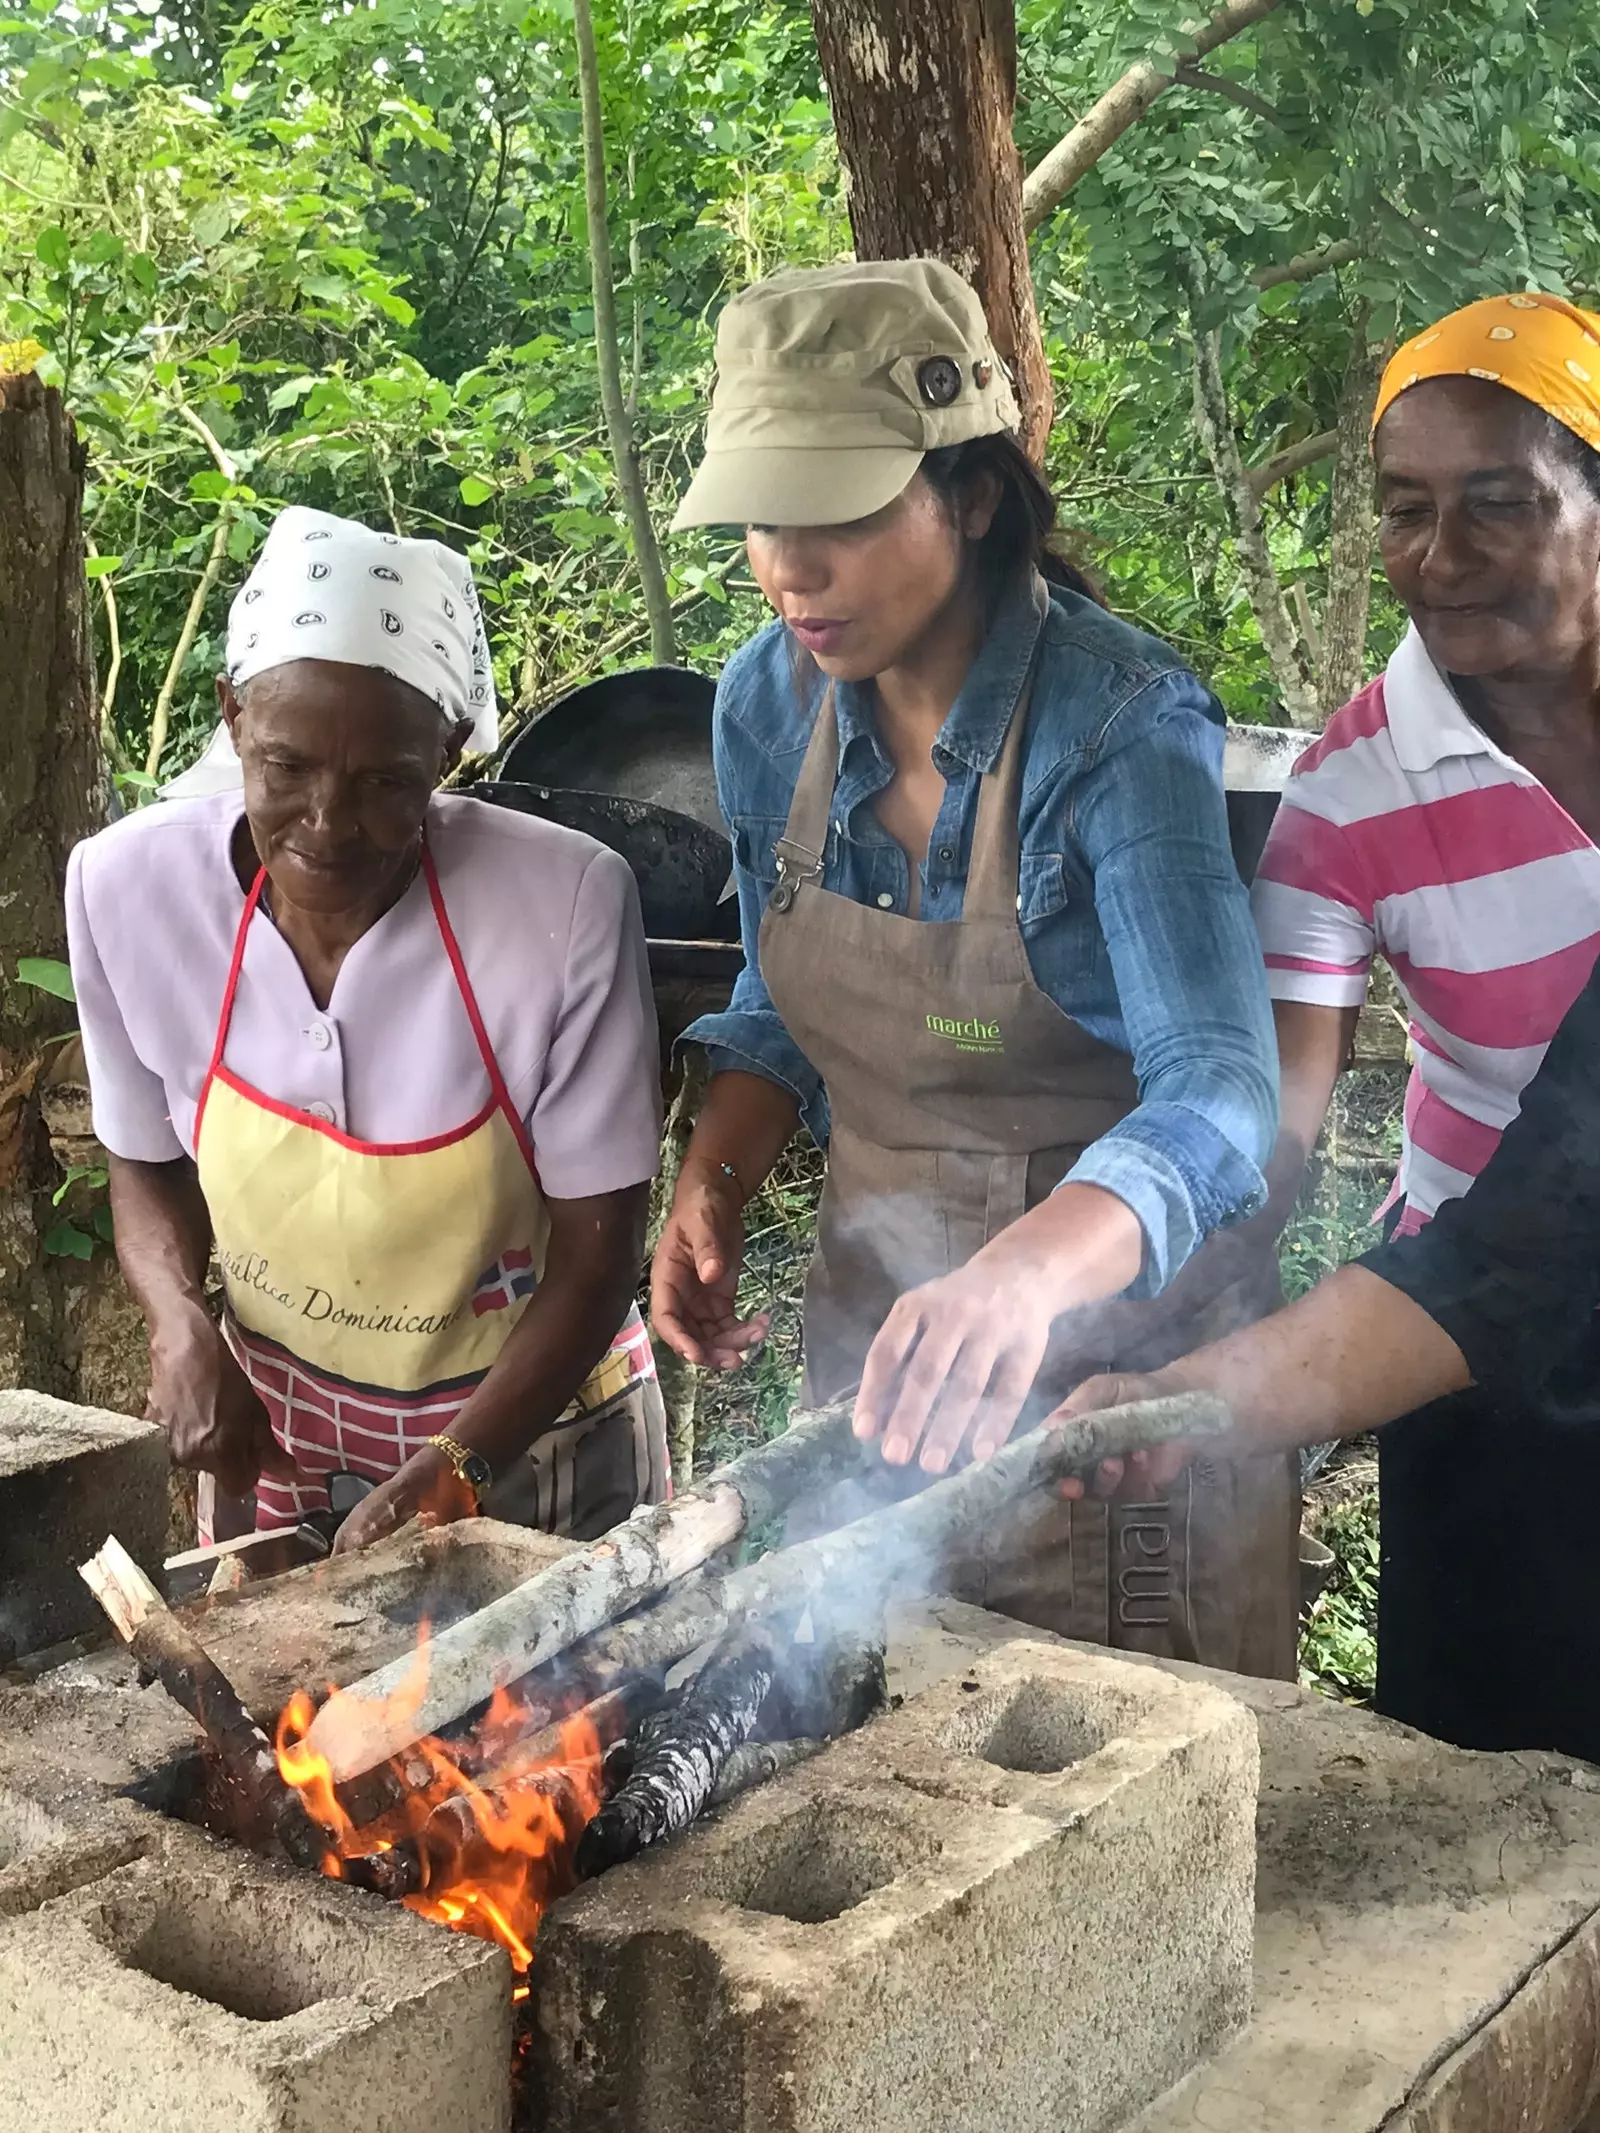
[759,588,1298,1677]
[195,844,667,1543]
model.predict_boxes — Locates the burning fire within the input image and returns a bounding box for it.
[275,1634,603,1983]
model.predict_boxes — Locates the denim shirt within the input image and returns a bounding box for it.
[684,572,1278,1296]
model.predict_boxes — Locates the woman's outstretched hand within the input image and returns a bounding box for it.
[650,1160,771,1371]
[851,1183,1145,1476]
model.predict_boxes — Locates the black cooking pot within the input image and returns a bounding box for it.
[498,666,722,833]
[470,781,740,944]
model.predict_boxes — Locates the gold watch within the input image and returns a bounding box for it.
[426,1433,493,1506]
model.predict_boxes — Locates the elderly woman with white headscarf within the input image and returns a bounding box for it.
[67,507,667,1556]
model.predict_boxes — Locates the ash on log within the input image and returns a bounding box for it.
[575,1620,781,1878]
[311,1392,1232,1784]
[79,1535,324,1870]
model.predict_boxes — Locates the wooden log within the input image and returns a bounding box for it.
[574,1621,780,1877]
[308,1401,862,1783]
[79,1536,324,1869]
[707,1394,1234,1630]
[709,1736,823,1806]
[339,1671,663,1902]
[310,1392,1230,1783]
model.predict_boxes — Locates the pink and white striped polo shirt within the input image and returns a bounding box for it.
[1251,625,1600,1234]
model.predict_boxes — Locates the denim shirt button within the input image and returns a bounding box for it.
[937,846,954,864]
[876,892,894,910]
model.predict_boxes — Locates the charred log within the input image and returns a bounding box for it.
[575,1621,779,1878]
[709,1736,823,1805]
[80,1536,323,1869]
[339,1671,665,1901]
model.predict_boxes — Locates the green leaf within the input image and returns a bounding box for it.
[35,225,69,273]
[42,1222,94,1260]
[458,475,497,506]
[83,554,123,578]
[92,1203,115,1243]
[16,957,74,1002]
[192,200,232,248]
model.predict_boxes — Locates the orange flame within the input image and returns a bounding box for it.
[275,1636,602,1982]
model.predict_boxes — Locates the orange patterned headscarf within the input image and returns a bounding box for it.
[1373,292,1600,452]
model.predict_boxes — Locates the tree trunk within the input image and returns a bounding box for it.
[1186,312,1321,729]
[0,375,106,1395]
[572,0,676,664]
[1318,322,1381,721]
[810,0,1053,460]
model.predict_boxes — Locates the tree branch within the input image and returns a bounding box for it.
[1172,60,1282,127]
[1246,426,1338,499]
[1252,237,1364,291]
[145,510,233,782]
[1185,285,1320,728]
[573,0,675,666]
[1022,0,1287,232]
[84,539,132,777]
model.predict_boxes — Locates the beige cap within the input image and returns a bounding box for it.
[672,256,1020,530]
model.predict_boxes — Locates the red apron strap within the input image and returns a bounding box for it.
[423,843,540,1179]
[194,867,267,1150]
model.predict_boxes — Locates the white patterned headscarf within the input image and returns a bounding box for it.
[161,506,497,799]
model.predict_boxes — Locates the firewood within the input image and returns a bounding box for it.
[308,1400,861,1782]
[574,1621,780,1878]
[309,1391,1231,1784]
[338,1671,664,1901]
[709,1736,823,1804]
[79,1535,324,1870]
[706,1392,1234,1629]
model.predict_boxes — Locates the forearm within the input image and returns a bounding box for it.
[978,1182,1145,1309]
[678,1067,801,1206]
[447,1186,648,1471]
[109,1155,215,1339]
[1147,1264,1471,1452]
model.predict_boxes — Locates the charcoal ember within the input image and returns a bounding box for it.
[575,1622,778,1878]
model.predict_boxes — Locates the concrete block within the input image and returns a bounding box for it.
[0,1777,152,1920]
[534,1637,1258,2133]
[0,1389,166,1663]
[0,1821,513,2133]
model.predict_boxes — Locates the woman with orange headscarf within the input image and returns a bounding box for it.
[1060,293,1600,1762]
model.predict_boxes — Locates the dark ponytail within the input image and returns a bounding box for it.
[920,433,1106,609]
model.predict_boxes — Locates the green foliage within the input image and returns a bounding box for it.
[1300,1487,1381,1702]
[0,0,842,778]
[15,956,75,1002]
[6,0,1600,751]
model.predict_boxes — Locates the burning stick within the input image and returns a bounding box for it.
[307,1399,862,1783]
[308,1391,1231,1785]
[574,1621,781,1878]
[79,1536,324,1870]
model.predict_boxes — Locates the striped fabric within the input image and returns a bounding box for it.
[1251,625,1600,1234]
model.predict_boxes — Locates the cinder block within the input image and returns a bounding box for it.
[0,1778,152,1920]
[534,1638,1258,2133]
[0,1389,166,1663]
[0,1821,512,2133]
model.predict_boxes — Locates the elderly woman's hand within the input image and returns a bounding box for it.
[147,1307,295,1501]
[330,1446,477,1556]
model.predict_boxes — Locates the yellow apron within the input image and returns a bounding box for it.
[194,845,663,1537]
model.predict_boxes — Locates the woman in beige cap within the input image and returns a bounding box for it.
[651,257,1294,1673]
